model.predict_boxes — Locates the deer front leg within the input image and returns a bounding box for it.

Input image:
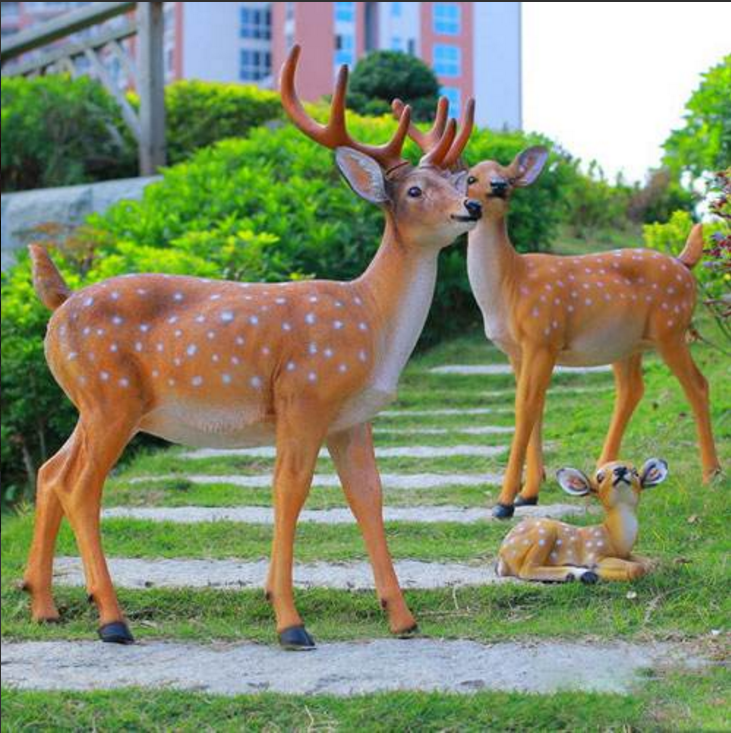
[494,346,556,518]
[267,400,330,650]
[509,357,545,506]
[599,354,644,464]
[595,556,648,582]
[327,422,417,636]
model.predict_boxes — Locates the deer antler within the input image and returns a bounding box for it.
[392,96,475,169]
[280,45,413,175]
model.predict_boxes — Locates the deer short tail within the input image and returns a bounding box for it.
[677,223,704,270]
[29,244,71,311]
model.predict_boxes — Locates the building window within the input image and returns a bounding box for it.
[434,44,460,77]
[334,2,355,23]
[240,6,271,40]
[391,2,402,17]
[407,38,416,55]
[433,3,460,35]
[240,49,271,81]
[440,86,460,117]
[334,33,354,67]
[286,2,295,22]
[391,36,403,51]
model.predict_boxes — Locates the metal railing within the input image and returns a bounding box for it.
[1,1,166,175]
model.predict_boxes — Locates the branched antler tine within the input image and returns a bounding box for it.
[421,117,458,166]
[392,96,449,153]
[442,97,475,168]
[328,63,350,143]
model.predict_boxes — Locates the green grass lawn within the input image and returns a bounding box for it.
[2,311,729,730]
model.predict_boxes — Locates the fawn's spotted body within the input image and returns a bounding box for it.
[24,46,481,649]
[497,458,668,583]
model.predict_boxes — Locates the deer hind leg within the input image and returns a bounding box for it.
[657,336,721,482]
[23,442,70,622]
[267,399,330,650]
[327,422,417,636]
[51,413,137,642]
[516,526,592,582]
[599,353,644,464]
[495,346,555,518]
[595,556,648,582]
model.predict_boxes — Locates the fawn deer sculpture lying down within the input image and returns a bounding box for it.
[393,96,720,517]
[497,458,668,583]
[23,46,481,648]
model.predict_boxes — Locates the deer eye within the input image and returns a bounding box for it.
[467,176,478,185]
[596,471,605,483]
[407,186,423,198]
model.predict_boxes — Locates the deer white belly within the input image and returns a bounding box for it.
[140,399,274,448]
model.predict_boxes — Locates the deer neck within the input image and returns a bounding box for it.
[602,504,640,558]
[354,215,438,393]
[467,215,523,343]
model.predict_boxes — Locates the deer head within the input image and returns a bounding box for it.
[557,458,669,512]
[282,46,482,249]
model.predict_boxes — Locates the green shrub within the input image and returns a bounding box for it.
[0,112,571,500]
[347,50,440,122]
[1,76,283,192]
[164,80,282,164]
[0,74,137,191]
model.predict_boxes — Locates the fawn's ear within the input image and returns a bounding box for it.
[640,458,669,489]
[335,147,390,204]
[556,467,593,496]
[510,146,549,188]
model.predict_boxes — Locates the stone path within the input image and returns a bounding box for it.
[379,407,510,417]
[53,558,508,590]
[129,471,504,490]
[431,364,612,375]
[101,503,589,525]
[374,425,514,435]
[1,639,700,696]
[179,444,509,460]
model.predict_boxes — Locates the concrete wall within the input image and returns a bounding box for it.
[1,177,159,271]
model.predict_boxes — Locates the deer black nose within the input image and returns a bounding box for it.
[614,466,628,477]
[464,199,482,219]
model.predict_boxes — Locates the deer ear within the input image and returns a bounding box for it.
[640,458,668,489]
[556,467,593,497]
[335,147,390,204]
[510,146,549,187]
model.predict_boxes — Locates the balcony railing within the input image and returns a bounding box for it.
[1,1,166,175]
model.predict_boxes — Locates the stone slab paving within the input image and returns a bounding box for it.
[128,472,504,490]
[179,444,509,460]
[53,558,508,590]
[374,425,514,435]
[379,407,510,417]
[1,639,700,696]
[431,364,612,375]
[102,503,589,525]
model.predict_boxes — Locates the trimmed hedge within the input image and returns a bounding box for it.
[1,112,571,501]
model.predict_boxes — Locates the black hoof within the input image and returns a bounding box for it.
[396,623,420,639]
[515,495,538,507]
[492,503,515,519]
[580,571,599,585]
[98,621,135,644]
[279,625,315,651]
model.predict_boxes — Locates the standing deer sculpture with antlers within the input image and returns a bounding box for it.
[23,46,480,649]
[393,100,721,518]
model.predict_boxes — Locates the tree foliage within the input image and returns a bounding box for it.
[663,54,731,179]
[347,51,441,122]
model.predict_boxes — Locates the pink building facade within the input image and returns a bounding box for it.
[2,2,522,129]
